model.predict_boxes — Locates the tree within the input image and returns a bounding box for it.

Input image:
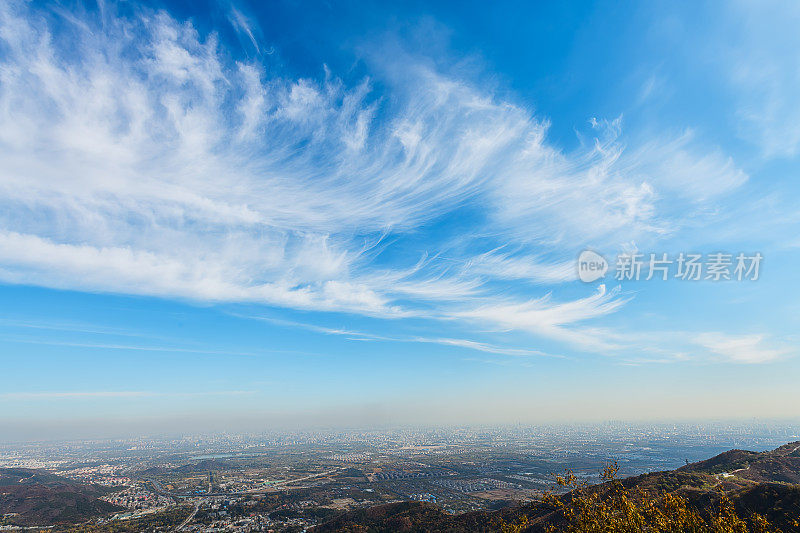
[502,463,784,533]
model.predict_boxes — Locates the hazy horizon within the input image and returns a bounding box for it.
[4,411,800,444]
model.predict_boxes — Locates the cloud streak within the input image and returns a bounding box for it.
[0,2,759,361]
[694,332,790,364]
[0,390,256,400]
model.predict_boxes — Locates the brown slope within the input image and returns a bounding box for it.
[678,441,800,484]
[313,442,800,532]
[0,468,123,527]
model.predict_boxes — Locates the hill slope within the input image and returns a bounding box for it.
[679,441,800,484]
[313,442,800,532]
[0,468,123,527]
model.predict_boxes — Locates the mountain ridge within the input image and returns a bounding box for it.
[312,442,800,532]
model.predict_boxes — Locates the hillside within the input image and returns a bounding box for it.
[679,441,800,484]
[313,442,800,532]
[0,468,123,527]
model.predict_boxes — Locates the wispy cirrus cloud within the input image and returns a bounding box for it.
[452,285,630,351]
[694,332,791,364]
[237,313,562,358]
[723,1,800,157]
[0,390,256,400]
[465,248,577,284]
[227,5,261,54]
[0,1,756,360]
[0,335,259,356]
[415,337,562,358]
[0,391,153,400]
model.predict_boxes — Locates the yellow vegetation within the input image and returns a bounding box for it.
[502,463,788,533]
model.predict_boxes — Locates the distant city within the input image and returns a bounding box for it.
[2,422,799,531]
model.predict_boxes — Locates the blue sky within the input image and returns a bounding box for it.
[1,0,799,439]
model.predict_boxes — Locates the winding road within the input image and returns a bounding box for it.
[174,501,200,532]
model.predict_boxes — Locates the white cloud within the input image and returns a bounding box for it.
[0,391,255,400]
[694,332,790,364]
[415,337,562,358]
[227,5,260,54]
[452,285,629,351]
[239,314,562,358]
[465,248,576,284]
[724,1,800,157]
[0,334,258,356]
[626,131,748,202]
[0,391,152,399]
[0,2,751,353]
